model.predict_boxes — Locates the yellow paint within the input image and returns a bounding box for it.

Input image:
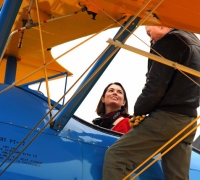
[0,0,200,84]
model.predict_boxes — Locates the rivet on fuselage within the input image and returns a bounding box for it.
[57,125,61,128]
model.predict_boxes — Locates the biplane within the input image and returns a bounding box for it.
[0,0,200,179]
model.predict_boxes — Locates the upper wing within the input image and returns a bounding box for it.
[0,0,199,84]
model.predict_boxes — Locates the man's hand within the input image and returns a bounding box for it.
[129,115,146,127]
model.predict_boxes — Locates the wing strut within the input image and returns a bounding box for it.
[0,0,22,64]
[107,39,200,78]
[52,16,140,131]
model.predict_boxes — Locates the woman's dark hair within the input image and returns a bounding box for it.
[96,82,128,116]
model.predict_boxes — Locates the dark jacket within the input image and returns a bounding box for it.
[134,29,200,117]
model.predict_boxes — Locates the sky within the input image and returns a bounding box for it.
[33,26,200,140]
[50,26,149,120]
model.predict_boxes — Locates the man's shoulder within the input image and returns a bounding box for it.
[169,29,200,46]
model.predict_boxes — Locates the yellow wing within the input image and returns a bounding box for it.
[0,0,200,84]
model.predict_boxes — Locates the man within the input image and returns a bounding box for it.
[102,26,200,180]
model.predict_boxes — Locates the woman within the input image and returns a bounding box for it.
[92,82,131,134]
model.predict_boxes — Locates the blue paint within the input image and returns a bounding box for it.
[0,84,199,179]
[0,0,23,58]
[0,1,199,179]
[4,56,17,85]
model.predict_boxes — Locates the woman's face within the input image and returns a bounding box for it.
[101,84,126,113]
